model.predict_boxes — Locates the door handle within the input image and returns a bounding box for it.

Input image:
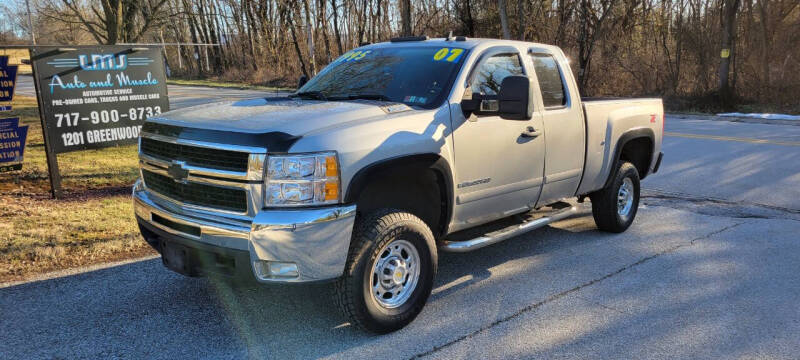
[521,126,541,138]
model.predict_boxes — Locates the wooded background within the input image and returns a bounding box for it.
[1,0,799,112]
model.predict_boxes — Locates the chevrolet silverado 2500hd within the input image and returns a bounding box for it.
[133,37,664,333]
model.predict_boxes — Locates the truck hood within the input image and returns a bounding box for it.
[148,97,414,136]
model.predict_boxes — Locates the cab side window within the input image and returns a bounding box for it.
[531,54,567,108]
[470,53,524,111]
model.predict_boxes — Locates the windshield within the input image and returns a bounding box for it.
[296,46,469,109]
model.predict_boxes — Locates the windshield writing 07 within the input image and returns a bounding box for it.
[296,46,468,109]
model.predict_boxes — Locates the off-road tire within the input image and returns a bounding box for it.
[590,161,641,233]
[333,209,437,333]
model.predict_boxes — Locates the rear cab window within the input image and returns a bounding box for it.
[530,54,568,109]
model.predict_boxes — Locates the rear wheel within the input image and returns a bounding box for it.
[590,161,641,233]
[334,209,437,333]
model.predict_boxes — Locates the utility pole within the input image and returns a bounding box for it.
[25,0,36,45]
[718,0,740,100]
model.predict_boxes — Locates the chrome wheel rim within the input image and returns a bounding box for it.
[617,177,635,218]
[369,239,420,309]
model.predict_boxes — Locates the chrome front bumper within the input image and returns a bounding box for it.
[132,179,357,283]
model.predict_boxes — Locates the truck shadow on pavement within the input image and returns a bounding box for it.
[5,206,781,359]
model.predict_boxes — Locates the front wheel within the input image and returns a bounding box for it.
[590,161,641,233]
[334,209,437,333]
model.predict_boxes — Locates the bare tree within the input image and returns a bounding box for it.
[59,0,169,44]
[576,0,618,91]
[23,0,800,112]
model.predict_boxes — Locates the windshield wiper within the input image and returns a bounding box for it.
[288,91,327,100]
[297,92,393,102]
[337,94,392,102]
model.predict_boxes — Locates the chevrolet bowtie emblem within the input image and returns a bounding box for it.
[167,161,189,182]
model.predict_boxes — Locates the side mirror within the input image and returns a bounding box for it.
[498,75,533,120]
[297,75,308,88]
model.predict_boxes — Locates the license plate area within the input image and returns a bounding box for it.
[161,241,196,276]
[161,240,238,277]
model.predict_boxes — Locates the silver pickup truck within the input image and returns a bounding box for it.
[133,37,663,333]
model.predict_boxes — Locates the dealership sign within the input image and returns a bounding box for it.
[0,54,17,108]
[0,117,27,173]
[0,55,23,173]
[31,46,169,154]
[24,45,170,197]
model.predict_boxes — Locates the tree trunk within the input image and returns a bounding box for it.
[331,0,344,54]
[464,0,475,36]
[577,0,590,91]
[357,0,367,43]
[285,2,309,78]
[517,0,526,40]
[400,0,412,36]
[302,0,316,74]
[244,0,259,70]
[318,0,332,62]
[499,0,511,39]
[675,0,685,94]
[554,0,573,47]
[758,0,770,97]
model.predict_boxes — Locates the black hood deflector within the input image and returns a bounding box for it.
[142,122,300,153]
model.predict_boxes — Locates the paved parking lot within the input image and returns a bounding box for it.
[3,81,800,359]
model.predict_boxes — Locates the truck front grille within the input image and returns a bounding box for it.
[142,169,248,212]
[140,138,249,172]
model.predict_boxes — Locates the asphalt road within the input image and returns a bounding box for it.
[3,79,800,359]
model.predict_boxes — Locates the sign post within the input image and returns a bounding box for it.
[28,50,62,197]
[29,46,170,197]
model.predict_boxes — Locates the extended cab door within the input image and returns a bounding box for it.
[528,48,586,206]
[449,46,546,230]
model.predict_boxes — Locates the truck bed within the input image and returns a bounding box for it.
[576,98,664,195]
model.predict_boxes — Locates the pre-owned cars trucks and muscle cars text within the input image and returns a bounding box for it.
[133,36,664,333]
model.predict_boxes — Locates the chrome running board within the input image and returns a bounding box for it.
[440,205,580,253]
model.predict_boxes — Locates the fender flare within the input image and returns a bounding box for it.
[603,127,655,189]
[344,153,454,237]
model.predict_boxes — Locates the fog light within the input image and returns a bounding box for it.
[253,260,299,280]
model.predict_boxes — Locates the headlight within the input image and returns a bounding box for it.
[264,152,340,207]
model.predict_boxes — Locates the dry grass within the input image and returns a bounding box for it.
[0,96,140,194]
[0,193,155,282]
[0,96,152,283]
